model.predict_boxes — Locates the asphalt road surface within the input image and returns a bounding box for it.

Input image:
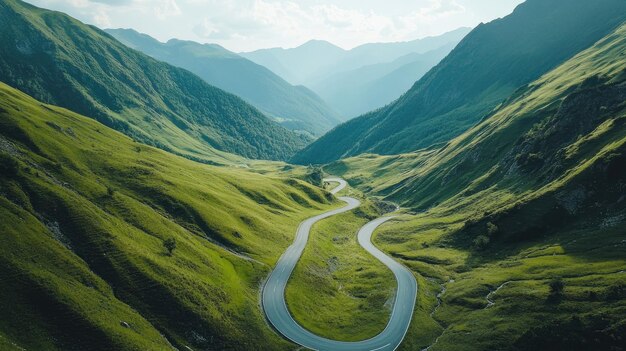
[262,178,417,351]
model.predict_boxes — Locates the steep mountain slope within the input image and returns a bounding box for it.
[294,0,626,164]
[241,28,470,90]
[327,20,626,351]
[0,0,307,162]
[106,29,341,136]
[0,81,335,351]
[332,19,626,211]
[311,42,460,118]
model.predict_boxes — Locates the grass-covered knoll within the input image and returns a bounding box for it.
[325,151,435,197]
[0,82,338,350]
[293,0,626,165]
[326,21,626,351]
[0,0,308,162]
[106,29,341,137]
[375,211,626,351]
[285,183,395,341]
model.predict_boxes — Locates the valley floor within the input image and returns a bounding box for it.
[265,178,416,351]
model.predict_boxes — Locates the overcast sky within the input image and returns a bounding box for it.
[27,0,525,52]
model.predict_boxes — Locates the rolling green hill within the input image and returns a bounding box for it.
[325,19,626,351]
[0,0,308,162]
[105,29,341,136]
[293,0,626,164]
[0,81,338,350]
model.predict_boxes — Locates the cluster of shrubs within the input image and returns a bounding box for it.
[515,152,545,172]
[473,222,499,250]
[548,277,565,302]
[547,278,624,303]
[163,237,177,256]
[306,166,324,187]
[0,152,19,177]
[514,314,626,351]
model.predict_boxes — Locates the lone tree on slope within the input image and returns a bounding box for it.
[163,237,177,256]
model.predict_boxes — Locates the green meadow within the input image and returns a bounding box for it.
[0,82,336,350]
[286,183,396,341]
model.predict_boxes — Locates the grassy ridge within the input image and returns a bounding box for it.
[293,0,626,164]
[0,82,337,350]
[106,29,341,137]
[325,21,626,351]
[0,0,307,162]
[375,211,626,351]
[0,196,173,350]
[335,23,626,211]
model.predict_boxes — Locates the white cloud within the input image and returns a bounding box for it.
[93,8,112,27]
[185,0,472,50]
[91,0,134,5]
[27,0,523,51]
[189,1,407,49]
[420,0,466,17]
[154,0,181,20]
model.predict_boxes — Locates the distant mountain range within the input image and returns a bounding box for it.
[309,41,463,118]
[242,28,470,119]
[241,40,345,87]
[292,0,626,164]
[106,29,341,136]
[241,28,470,86]
[0,0,307,162]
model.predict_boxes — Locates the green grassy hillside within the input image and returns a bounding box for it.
[3,1,626,350]
[325,20,626,351]
[0,0,308,162]
[0,81,337,350]
[106,29,341,137]
[294,0,626,164]
[333,21,626,212]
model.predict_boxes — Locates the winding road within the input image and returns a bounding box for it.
[262,178,417,351]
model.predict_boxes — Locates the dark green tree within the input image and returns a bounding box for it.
[549,278,565,298]
[473,235,490,250]
[163,238,177,256]
[0,153,18,177]
[106,186,116,197]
